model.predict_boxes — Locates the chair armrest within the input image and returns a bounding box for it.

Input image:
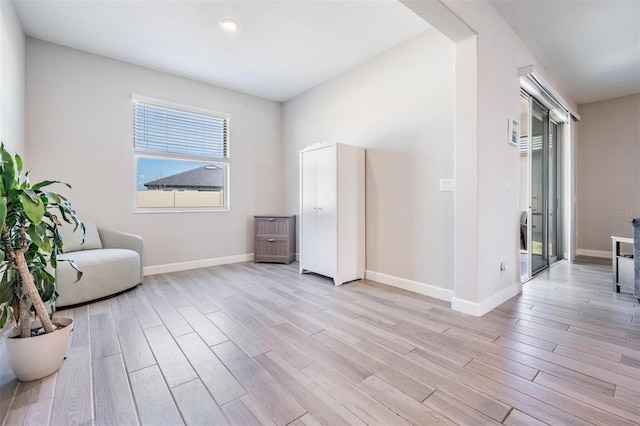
[98,228,144,281]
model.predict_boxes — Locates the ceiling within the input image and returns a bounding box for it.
[11,1,640,106]
[490,0,640,105]
[12,0,431,102]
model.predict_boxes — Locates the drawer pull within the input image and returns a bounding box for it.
[267,218,275,221]
[268,238,275,242]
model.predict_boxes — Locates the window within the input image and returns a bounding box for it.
[133,95,229,210]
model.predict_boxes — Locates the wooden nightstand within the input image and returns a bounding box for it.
[254,215,296,264]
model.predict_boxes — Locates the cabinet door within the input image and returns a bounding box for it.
[315,145,337,275]
[300,150,319,270]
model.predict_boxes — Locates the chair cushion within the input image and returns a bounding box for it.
[59,221,102,252]
[55,248,140,306]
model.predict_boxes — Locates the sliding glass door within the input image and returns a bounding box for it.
[549,120,561,263]
[531,99,549,275]
[520,91,565,280]
[519,96,530,280]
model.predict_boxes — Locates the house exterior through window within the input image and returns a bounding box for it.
[133,95,230,210]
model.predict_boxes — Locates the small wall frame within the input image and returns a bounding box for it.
[508,118,519,146]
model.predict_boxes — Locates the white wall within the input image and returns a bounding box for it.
[0,0,25,155]
[577,94,640,255]
[25,39,284,270]
[283,30,455,296]
[0,0,25,342]
[433,0,578,314]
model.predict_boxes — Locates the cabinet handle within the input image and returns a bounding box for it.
[268,239,275,242]
[267,218,275,221]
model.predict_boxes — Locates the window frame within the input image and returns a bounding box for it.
[132,95,231,213]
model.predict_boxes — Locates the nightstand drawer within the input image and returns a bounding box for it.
[255,217,290,237]
[255,238,288,259]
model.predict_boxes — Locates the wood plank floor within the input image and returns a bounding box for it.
[1,260,639,425]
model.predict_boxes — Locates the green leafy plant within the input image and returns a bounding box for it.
[0,143,83,338]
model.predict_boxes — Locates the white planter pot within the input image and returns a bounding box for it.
[4,317,73,381]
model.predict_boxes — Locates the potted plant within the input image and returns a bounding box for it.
[0,143,83,381]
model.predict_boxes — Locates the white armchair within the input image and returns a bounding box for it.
[55,222,143,307]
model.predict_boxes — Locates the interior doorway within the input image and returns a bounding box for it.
[520,90,565,280]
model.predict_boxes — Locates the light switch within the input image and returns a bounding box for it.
[440,178,455,192]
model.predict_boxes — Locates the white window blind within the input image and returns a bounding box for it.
[134,99,229,160]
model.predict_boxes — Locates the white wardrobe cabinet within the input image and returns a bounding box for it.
[299,143,365,285]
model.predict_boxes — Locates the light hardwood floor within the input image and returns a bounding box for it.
[0,260,638,425]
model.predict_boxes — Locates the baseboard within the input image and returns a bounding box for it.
[451,281,522,317]
[576,248,611,259]
[364,270,454,302]
[144,253,254,276]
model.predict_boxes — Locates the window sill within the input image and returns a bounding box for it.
[134,207,230,214]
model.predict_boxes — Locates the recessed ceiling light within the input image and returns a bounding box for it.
[220,18,239,33]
